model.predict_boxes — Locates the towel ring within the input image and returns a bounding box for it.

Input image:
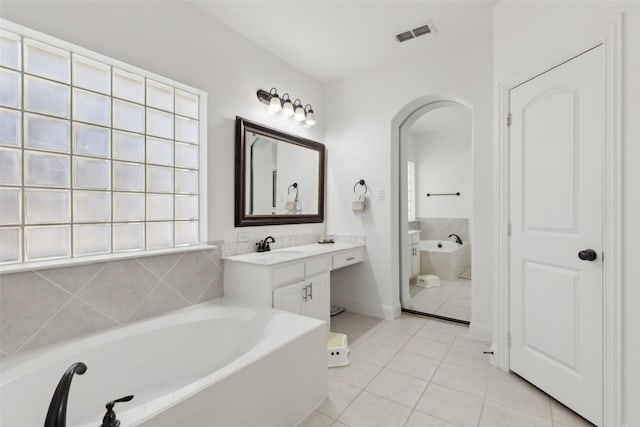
[353,179,367,194]
[288,182,299,200]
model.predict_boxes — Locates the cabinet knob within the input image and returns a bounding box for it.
[302,285,308,302]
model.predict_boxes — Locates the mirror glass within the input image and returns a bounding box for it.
[235,117,325,226]
[245,132,319,215]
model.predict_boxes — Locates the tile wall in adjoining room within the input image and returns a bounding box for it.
[417,218,469,244]
[0,245,222,358]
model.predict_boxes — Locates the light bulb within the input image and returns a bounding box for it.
[281,99,294,118]
[294,107,306,122]
[304,106,316,126]
[267,94,282,114]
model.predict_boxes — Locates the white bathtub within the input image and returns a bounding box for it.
[0,299,327,427]
[419,240,470,280]
[418,240,462,253]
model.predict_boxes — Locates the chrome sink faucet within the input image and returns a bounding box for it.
[256,236,275,252]
[448,233,463,244]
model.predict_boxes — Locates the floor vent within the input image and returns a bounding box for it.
[396,23,434,43]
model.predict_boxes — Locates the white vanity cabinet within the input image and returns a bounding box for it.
[273,273,330,324]
[409,231,421,278]
[223,244,364,328]
[410,244,420,278]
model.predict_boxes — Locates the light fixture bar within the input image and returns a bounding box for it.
[256,89,272,105]
[256,87,316,126]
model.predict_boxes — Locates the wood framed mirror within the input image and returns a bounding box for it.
[235,117,325,227]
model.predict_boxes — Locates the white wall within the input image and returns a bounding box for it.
[326,36,493,335]
[493,2,640,425]
[412,126,472,219]
[0,1,326,245]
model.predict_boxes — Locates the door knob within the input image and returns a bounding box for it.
[578,249,598,261]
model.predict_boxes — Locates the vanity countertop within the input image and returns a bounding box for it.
[223,242,364,266]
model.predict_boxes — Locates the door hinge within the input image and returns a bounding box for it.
[507,223,512,237]
[507,113,512,127]
[508,333,512,347]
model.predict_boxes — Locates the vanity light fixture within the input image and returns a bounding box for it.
[256,87,316,126]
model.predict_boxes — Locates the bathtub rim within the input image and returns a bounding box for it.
[0,298,326,426]
[418,239,468,253]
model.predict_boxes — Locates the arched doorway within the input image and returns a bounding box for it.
[390,95,474,323]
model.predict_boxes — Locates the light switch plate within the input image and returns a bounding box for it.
[237,231,249,242]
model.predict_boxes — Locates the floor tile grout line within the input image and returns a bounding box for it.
[330,311,561,427]
[484,400,557,424]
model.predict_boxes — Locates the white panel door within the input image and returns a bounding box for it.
[509,46,604,425]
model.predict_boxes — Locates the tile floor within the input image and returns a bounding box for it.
[298,311,594,427]
[405,279,471,322]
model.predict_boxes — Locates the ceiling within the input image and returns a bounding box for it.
[409,105,471,134]
[190,1,496,84]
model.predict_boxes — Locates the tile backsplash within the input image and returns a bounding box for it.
[0,245,223,358]
[417,217,470,244]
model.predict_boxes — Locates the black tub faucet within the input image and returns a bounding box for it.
[44,362,87,427]
[100,395,134,427]
[256,236,275,252]
[448,234,463,245]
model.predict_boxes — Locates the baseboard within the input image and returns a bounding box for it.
[331,298,400,320]
[469,321,492,343]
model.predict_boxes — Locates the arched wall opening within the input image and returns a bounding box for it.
[390,94,475,323]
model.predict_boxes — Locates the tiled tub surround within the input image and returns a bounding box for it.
[419,241,471,281]
[417,217,469,244]
[0,245,222,358]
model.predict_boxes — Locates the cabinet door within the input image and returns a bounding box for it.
[412,244,420,277]
[273,281,305,315]
[303,273,330,325]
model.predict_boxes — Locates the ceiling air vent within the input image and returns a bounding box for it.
[395,31,414,43]
[395,23,434,43]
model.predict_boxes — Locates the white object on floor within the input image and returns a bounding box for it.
[417,274,440,288]
[328,332,350,367]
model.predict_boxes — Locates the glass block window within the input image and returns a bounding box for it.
[0,27,204,265]
[407,161,416,221]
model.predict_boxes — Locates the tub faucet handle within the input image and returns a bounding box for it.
[100,395,134,427]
